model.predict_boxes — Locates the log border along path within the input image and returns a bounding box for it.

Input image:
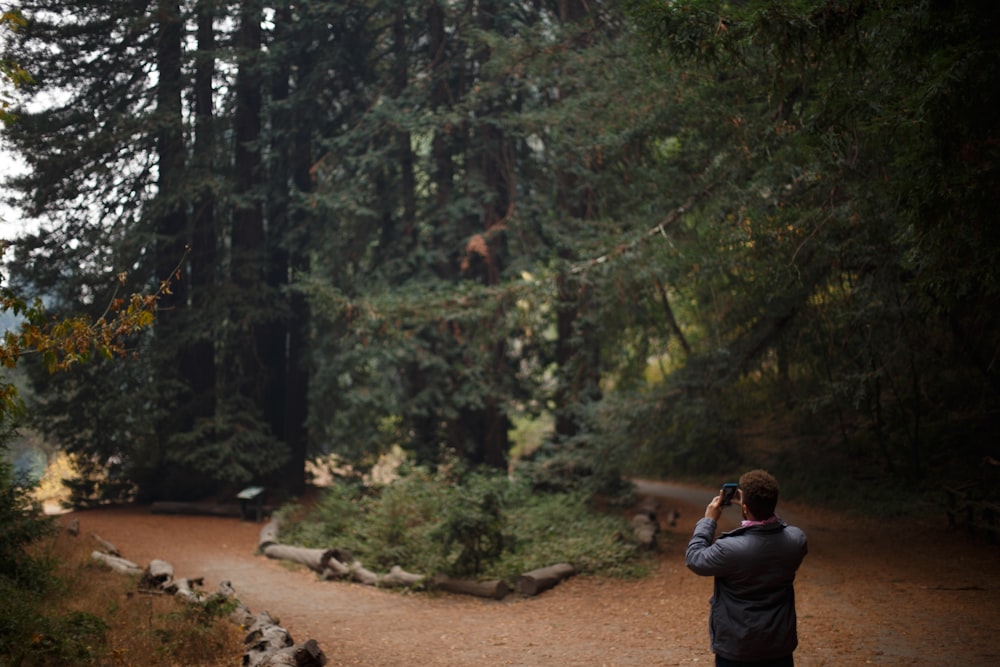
[70,480,1000,666]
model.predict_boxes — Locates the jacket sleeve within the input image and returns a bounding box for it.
[685,517,734,576]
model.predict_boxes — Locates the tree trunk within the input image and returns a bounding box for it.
[153,0,189,489]
[185,0,218,436]
[230,0,269,414]
[261,4,312,496]
[279,33,318,496]
[393,4,417,234]
[244,610,328,667]
[554,274,602,439]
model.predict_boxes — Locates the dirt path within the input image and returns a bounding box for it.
[67,481,1000,666]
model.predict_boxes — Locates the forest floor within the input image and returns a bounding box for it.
[65,480,1000,667]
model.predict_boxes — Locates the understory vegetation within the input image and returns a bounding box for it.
[0,518,242,667]
[276,464,652,585]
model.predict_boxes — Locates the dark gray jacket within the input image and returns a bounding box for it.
[685,516,807,662]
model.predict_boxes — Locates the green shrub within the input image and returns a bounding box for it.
[280,466,648,586]
[495,490,649,581]
[356,469,452,573]
[0,569,107,666]
[430,471,509,577]
[276,479,365,547]
[0,429,68,666]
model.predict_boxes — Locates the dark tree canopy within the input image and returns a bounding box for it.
[2,0,998,504]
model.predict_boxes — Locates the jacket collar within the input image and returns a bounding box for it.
[720,517,787,538]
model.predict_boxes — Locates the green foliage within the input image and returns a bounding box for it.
[278,466,646,585]
[6,0,1000,513]
[359,470,454,573]
[0,582,109,667]
[513,417,639,504]
[0,397,57,591]
[154,595,238,661]
[431,470,508,578]
[603,383,740,478]
[0,8,30,127]
[166,395,288,487]
[499,491,650,581]
[614,0,1000,491]
[277,480,365,548]
[0,443,67,666]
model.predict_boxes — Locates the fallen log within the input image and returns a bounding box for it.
[254,638,326,667]
[243,611,294,667]
[431,574,509,600]
[258,519,282,550]
[630,512,658,548]
[515,563,576,596]
[260,544,407,587]
[246,610,281,635]
[81,538,328,666]
[254,521,423,590]
[90,551,143,576]
[348,561,380,586]
[261,544,339,574]
[320,559,351,580]
[140,558,175,590]
[216,580,255,627]
[637,495,661,516]
[92,533,119,555]
[381,565,425,588]
[318,558,422,588]
[234,600,328,667]
[164,577,204,602]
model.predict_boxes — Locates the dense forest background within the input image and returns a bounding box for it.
[2,0,998,509]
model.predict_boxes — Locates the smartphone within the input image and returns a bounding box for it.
[721,483,739,506]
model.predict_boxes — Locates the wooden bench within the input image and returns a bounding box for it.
[237,486,266,522]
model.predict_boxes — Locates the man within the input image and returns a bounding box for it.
[685,469,808,667]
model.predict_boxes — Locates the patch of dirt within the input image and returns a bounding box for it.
[66,481,1000,666]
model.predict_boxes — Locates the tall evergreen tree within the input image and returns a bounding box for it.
[4,0,178,499]
[619,0,1000,481]
[2,0,311,499]
[300,0,678,489]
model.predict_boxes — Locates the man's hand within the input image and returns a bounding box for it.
[705,493,724,522]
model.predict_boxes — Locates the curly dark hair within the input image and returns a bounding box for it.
[739,469,779,519]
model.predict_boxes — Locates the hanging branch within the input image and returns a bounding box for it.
[1,245,189,374]
[312,184,715,326]
[568,185,713,276]
[653,275,691,356]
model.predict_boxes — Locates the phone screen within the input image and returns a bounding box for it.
[721,483,738,506]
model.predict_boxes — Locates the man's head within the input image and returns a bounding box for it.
[739,469,779,520]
